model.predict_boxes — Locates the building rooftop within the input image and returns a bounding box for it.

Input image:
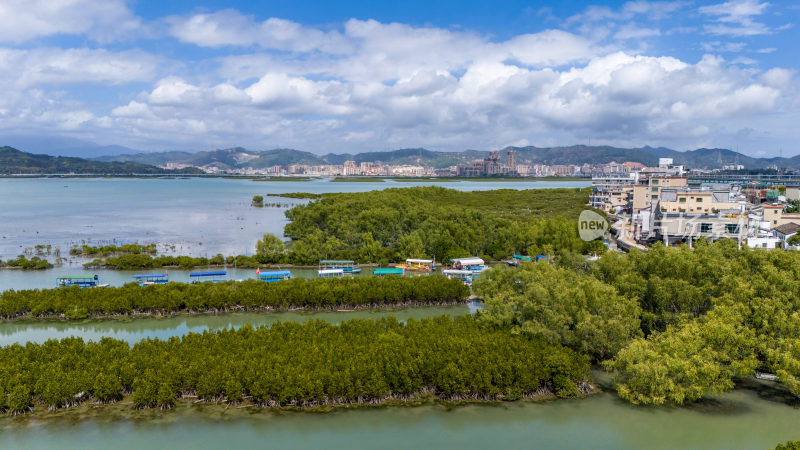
[774,223,800,235]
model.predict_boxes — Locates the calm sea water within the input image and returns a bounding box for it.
[0,177,589,261]
[10,176,791,448]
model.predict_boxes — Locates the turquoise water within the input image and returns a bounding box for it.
[0,177,589,261]
[1,379,798,449]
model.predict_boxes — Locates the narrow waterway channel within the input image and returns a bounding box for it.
[0,305,472,346]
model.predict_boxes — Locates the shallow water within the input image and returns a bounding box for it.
[0,177,590,260]
[1,380,798,449]
[0,305,471,346]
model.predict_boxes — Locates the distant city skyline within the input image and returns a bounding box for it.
[0,0,797,156]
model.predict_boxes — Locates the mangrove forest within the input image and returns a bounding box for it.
[0,276,469,320]
[0,316,589,413]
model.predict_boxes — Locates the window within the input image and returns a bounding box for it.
[763,243,768,248]
[699,223,713,233]
[652,187,659,192]
[652,179,659,185]
[651,195,658,199]
[679,198,686,203]
[726,224,740,234]
[696,197,703,202]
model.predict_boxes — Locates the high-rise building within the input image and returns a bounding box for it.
[507,150,517,171]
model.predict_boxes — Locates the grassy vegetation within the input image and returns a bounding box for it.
[417,187,591,221]
[251,176,312,182]
[69,243,157,257]
[83,253,260,270]
[330,177,386,182]
[274,192,324,199]
[283,187,601,264]
[389,177,456,182]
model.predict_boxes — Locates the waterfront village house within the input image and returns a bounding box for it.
[747,235,782,249]
[654,210,748,245]
[591,174,639,213]
[763,205,783,227]
[632,176,688,213]
[773,223,800,248]
[760,205,800,228]
[786,186,800,202]
[658,188,741,215]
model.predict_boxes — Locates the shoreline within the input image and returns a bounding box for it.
[0,383,598,422]
[0,299,475,323]
[0,260,512,271]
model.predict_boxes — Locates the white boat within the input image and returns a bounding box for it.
[318,268,345,278]
[443,269,474,285]
[755,372,778,381]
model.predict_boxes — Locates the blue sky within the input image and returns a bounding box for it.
[0,0,797,157]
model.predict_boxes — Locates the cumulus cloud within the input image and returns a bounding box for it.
[86,46,788,153]
[0,4,796,154]
[0,0,143,43]
[167,9,352,53]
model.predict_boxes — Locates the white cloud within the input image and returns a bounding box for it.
[82,46,789,153]
[111,101,154,119]
[167,9,352,53]
[700,0,772,36]
[567,1,686,24]
[760,68,794,88]
[0,0,143,43]
[0,7,795,155]
[701,41,747,52]
[614,25,662,40]
[0,48,161,88]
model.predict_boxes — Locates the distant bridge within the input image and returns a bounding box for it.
[688,173,800,185]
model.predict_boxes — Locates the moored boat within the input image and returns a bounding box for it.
[398,258,435,272]
[443,269,474,285]
[57,275,101,288]
[133,273,169,286]
[319,260,361,275]
[374,267,405,276]
[449,257,488,273]
[257,269,292,282]
[318,268,345,278]
[189,270,228,284]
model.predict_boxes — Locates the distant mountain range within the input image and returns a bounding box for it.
[0,147,203,175]
[93,145,800,170]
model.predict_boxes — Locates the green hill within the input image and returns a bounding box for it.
[0,147,203,175]
[92,145,800,171]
